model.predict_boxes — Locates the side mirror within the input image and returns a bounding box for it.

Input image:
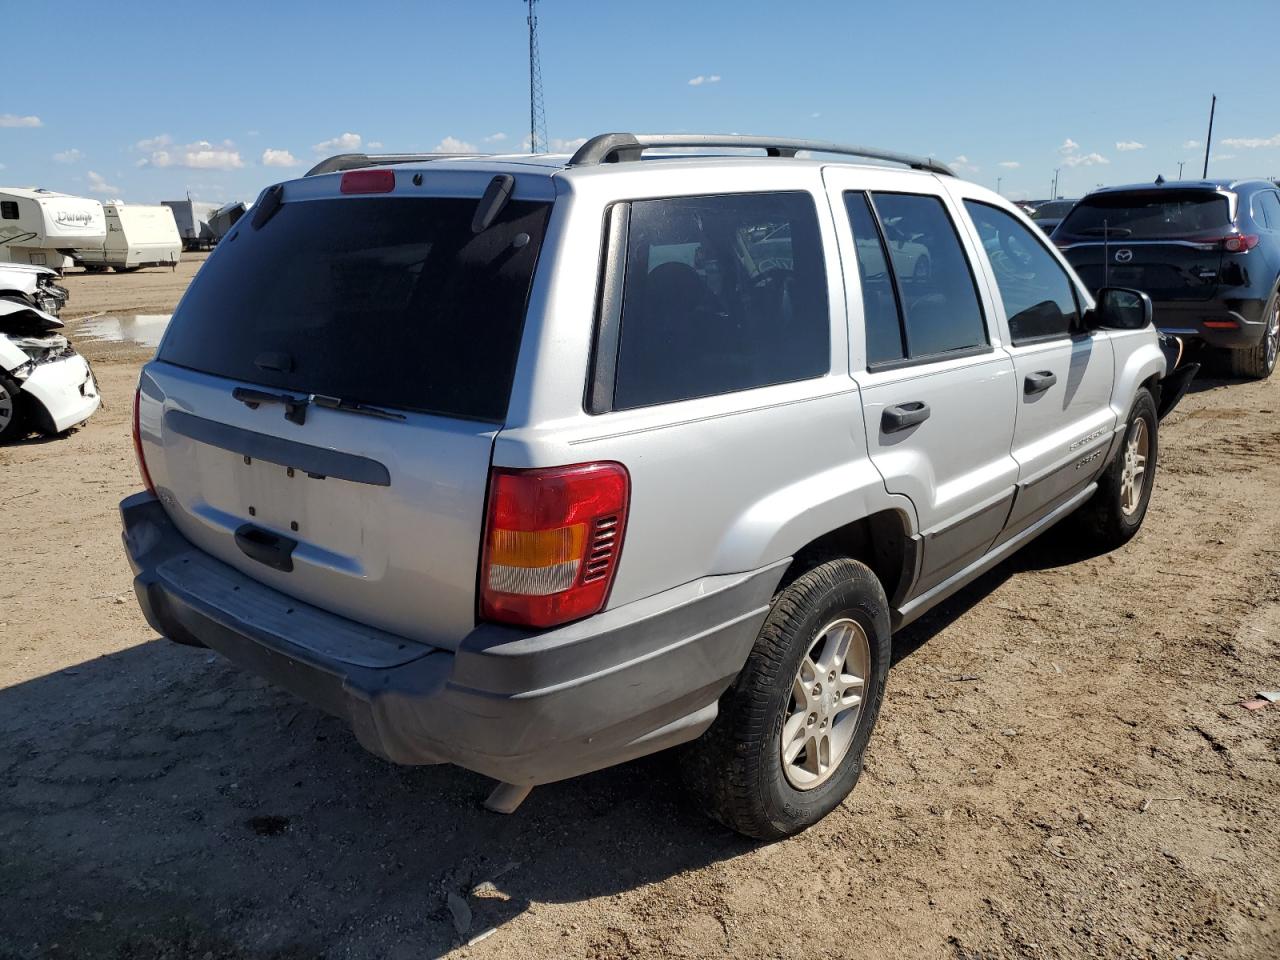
[1087,286,1153,331]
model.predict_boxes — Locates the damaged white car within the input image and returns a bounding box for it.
[0,297,100,442]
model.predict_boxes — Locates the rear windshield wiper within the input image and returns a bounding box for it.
[233,388,406,425]
[311,394,406,421]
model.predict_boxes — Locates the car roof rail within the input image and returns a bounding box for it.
[567,133,954,176]
[304,152,486,177]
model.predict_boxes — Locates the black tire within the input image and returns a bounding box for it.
[1075,387,1158,549]
[0,371,28,443]
[1226,288,1279,380]
[681,558,892,839]
[112,265,143,274]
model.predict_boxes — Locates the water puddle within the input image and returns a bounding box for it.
[72,313,172,348]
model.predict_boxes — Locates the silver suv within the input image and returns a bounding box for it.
[121,134,1190,838]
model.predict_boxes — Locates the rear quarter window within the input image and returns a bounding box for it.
[157,195,551,422]
[606,191,830,411]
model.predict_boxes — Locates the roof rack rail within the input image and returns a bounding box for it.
[304,152,485,177]
[567,133,953,176]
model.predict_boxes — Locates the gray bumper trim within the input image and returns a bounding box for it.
[121,491,785,785]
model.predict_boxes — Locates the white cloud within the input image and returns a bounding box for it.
[1211,153,1237,162]
[484,132,508,143]
[688,74,721,86]
[366,140,384,149]
[1062,152,1109,168]
[1058,138,1080,155]
[951,155,979,174]
[312,132,362,153]
[0,113,42,128]
[86,170,119,196]
[810,112,821,119]
[139,139,244,170]
[433,136,478,153]
[1182,139,1199,150]
[261,148,298,168]
[53,148,83,164]
[0,163,6,170]
[1115,140,1145,151]
[1221,133,1280,149]
[998,160,1020,169]
[549,136,587,152]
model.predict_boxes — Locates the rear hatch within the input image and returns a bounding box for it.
[138,173,553,648]
[1056,188,1231,301]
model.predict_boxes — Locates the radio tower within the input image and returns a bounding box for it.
[526,0,548,153]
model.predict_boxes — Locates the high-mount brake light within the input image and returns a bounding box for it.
[479,463,630,628]
[132,386,155,495]
[340,169,396,194]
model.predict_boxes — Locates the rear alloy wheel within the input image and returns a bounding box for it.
[681,558,891,839]
[1228,290,1279,380]
[0,371,28,443]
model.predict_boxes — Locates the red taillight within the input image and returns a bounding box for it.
[1203,319,1239,329]
[1221,233,1259,253]
[132,386,155,495]
[340,169,395,194]
[479,462,630,628]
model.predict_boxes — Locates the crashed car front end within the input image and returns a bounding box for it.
[0,262,70,317]
[0,299,100,438]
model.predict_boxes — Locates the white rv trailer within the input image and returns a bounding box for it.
[161,199,221,250]
[0,188,106,271]
[76,203,182,272]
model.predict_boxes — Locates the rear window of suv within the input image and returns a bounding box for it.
[158,195,551,422]
[1058,190,1230,239]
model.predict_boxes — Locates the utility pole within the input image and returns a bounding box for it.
[526,0,548,153]
[1202,94,1216,179]
[1177,160,1185,180]
[1052,168,1060,199]
[996,176,1002,195]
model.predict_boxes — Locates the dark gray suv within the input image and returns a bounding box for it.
[1054,178,1280,379]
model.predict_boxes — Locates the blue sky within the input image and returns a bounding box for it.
[4,0,1278,204]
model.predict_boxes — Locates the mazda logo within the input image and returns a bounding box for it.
[1114,248,1133,263]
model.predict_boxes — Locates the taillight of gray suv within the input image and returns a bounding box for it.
[121,134,1191,837]
[1055,178,1280,379]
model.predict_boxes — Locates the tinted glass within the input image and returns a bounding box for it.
[158,196,551,422]
[1256,191,1280,230]
[870,193,987,357]
[844,192,905,364]
[1059,191,1230,238]
[1,201,18,220]
[612,192,829,410]
[965,200,1081,343]
[1032,200,1075,220]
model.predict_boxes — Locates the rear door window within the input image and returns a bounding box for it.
[608,191,830,410]
[1058,191,1230,238]
[869,192,988,359]
[157,196,551,423]
[964,200,1081,343]
[844,192,905,364]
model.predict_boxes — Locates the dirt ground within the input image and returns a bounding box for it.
[1,264,1278,960]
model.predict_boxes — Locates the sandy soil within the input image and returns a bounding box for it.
[1,269,1278,959]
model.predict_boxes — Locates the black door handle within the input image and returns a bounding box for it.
[882,401,931,433]
[1024,370,1058,395]
[234,524,297,572]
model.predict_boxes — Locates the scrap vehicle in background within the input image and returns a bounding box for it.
[76,202,182,273]
[208,201,247,243]
[0,286,100,442]
[0,187,106,271]
[1055,178,1280,379]
[0,261,70,316]
[162,199,222,251]
[1029,198,1076,235]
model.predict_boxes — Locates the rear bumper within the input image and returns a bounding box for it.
[1154,297,1268,349]
[121,492,783,786]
